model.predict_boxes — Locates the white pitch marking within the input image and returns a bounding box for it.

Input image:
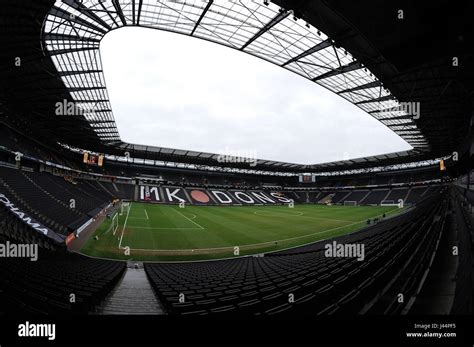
[125,207,400,253]
[172,208,204,229]
[252,209,352,223]
[119,202,132,249]
[253,210,304,217]
[126,226,202,230]
[144,209,149,220]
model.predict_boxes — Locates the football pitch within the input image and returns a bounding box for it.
[81,203,401,261]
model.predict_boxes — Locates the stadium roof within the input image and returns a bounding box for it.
[0,0,472,173]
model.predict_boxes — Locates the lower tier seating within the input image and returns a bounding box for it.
[144,193,450,315]
[0,239,126,315]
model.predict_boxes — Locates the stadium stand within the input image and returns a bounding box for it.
[23,172,109,214]
[0,164,139,235]
[0,167,86,234]
[0,244,126,315]
[308,191,322,203]
[144,193,450,315]
[0,123,470,320]
[318,192,336,204]
[343,190,371,204]
[384,188,409,202]
[331,191,352,204]
[451,186,474,314]
[0,202,126,315]
[0,203,61,251]
[360,190,390,205]
[0,0,472,326]
[406,187,429,204]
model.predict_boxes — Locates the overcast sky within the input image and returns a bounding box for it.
[100,27,411,165]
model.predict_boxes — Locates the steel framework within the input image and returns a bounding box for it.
[42,0,429,152]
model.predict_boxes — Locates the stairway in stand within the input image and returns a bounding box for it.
[97,262,164,315]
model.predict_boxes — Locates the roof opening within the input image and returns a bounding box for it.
[101,27,411,165]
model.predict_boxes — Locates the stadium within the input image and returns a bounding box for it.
[0,0,473,344]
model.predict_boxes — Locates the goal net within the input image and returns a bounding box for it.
[99,212,119,238]
[120,201,131,216]
[112,212,119,236]
[343,201,357,207]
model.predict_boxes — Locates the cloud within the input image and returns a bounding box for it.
[100,27,412,165]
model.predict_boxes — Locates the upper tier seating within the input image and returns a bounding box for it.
[22,171,109,214]
[0,167,87,234]
[0,166,125,235]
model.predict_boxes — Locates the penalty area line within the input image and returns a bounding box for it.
[172,208,204,230]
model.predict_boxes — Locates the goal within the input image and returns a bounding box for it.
[112,213,119,236]
[120,201,131,216]
[343,201,357,207]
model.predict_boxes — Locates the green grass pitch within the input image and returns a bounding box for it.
[80,203,400,261]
